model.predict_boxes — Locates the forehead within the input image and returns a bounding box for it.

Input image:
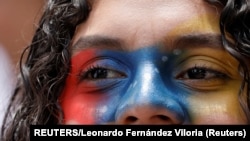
[72,0,221,49]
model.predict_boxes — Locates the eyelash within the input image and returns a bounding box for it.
[176,64,228,80]
[77,62,229,90]
[79,65,126,81]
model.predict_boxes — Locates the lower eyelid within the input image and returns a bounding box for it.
[78,79,125,93]
[174,67,231,91]
[177,79,227,91]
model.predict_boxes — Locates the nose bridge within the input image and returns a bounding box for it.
[125,48,165,102]
[115,61,187,122]
[128,61,173,103]
[134,63,159,97]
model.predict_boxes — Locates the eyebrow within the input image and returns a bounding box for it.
[171,33,223,50]
[71,33,224,53]
[71,35,125,54]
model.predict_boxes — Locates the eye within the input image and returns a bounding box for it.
[173,54,238,91]
[83,66,126,80]
[179,67,226,80]
[76,58,129,93]
[175,66,229,90]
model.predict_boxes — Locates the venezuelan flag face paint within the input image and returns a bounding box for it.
[61,46,192,124]
[60,45,246,124]
[59,0,248,124]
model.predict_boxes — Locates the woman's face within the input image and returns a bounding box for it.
[60,0,248,124]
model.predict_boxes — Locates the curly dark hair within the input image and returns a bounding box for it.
[1,0,250,140]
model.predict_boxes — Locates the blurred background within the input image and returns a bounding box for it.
[0,0,45,128]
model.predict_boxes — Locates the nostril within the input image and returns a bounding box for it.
[123,115,172,124]
[125,116,138,123]
[157,115,170,121]
[117,106,185,124]
[155,115,174,122]
[157,115,169,121]
[153,115,182,124]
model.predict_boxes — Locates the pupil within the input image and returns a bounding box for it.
[91,68,107,79]
[187,68,206,79]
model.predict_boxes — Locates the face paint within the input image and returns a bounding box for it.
[60,45,192,124]
[59,0,247,124]
[60,49,98,124]
[113,47,190,124]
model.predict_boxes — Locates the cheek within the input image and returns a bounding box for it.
[60,88,103,124]
[60,80,119,124]
[60,49,102,124]
[187,89,247,124]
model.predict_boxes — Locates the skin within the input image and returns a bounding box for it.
[60,0,248,124]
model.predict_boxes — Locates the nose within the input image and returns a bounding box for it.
[115,63,188,125]
[116,105,183,124]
